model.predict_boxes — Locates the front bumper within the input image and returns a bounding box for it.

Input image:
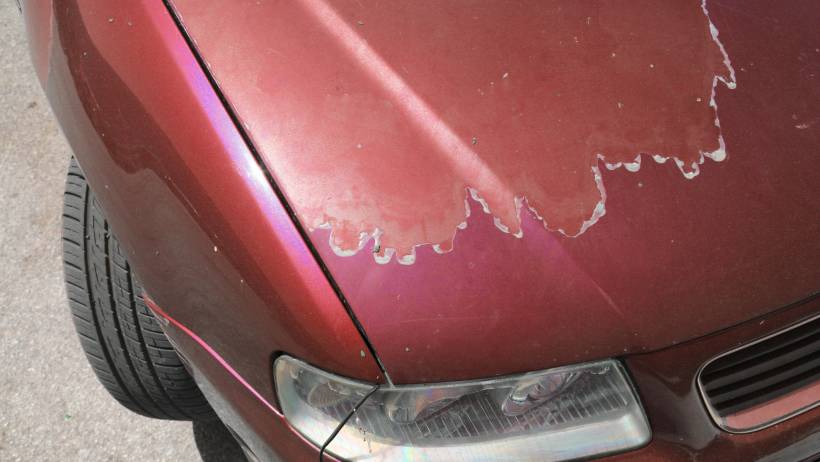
[151,295,819,462]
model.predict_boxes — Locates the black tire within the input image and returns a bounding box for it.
[62,157,215,421]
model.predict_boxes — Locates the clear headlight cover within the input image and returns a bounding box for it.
[274,356,650,461]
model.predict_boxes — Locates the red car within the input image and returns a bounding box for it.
[21,0,819,460]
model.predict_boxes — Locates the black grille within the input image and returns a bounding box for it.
[700,315,820,417]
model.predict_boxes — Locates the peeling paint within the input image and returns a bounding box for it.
[305,0,736,263]
[181,0,737,264]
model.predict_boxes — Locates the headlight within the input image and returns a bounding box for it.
[275,356,650,461]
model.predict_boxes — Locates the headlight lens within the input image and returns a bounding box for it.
[275,356,650,461]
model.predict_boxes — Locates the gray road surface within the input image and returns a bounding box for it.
[1,4,240,461]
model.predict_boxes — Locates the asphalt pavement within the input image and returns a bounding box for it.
[1,4,240,461]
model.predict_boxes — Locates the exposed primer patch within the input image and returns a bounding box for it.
[237,0,738,265]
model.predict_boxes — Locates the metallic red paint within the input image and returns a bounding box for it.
[168,0,820,384]
[151,291,820,461]
[31,0,383,411]
[21,0,820,460]
[699,312,820,433]
[623,296,820,461]
[151,301,336,461]
[172,0,735,260]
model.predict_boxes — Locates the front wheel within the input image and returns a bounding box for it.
[62,157,215,421]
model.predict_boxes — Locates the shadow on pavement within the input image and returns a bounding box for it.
[192,419,247,462]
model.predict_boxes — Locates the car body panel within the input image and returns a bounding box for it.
[151,290,820,461]
[623,296,820,462]
[21,0,820,460]
[26,0,384,410]
[168,0,820,383]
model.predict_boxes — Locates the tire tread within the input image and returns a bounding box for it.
[62,158,214,421]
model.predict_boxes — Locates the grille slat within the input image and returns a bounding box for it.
[702,332,820,390]
[700,315,820,419]
[709,352,820,405]
[703,321,820,377]
[713,364,820,416]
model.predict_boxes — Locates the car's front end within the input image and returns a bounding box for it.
[21,0,819,460]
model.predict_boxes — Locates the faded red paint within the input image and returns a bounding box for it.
[25,0,820,458]
[173,0,734,263]
[37,0,384,405]
[164,0,819,386]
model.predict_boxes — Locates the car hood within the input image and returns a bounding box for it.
[169,0,819,383]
